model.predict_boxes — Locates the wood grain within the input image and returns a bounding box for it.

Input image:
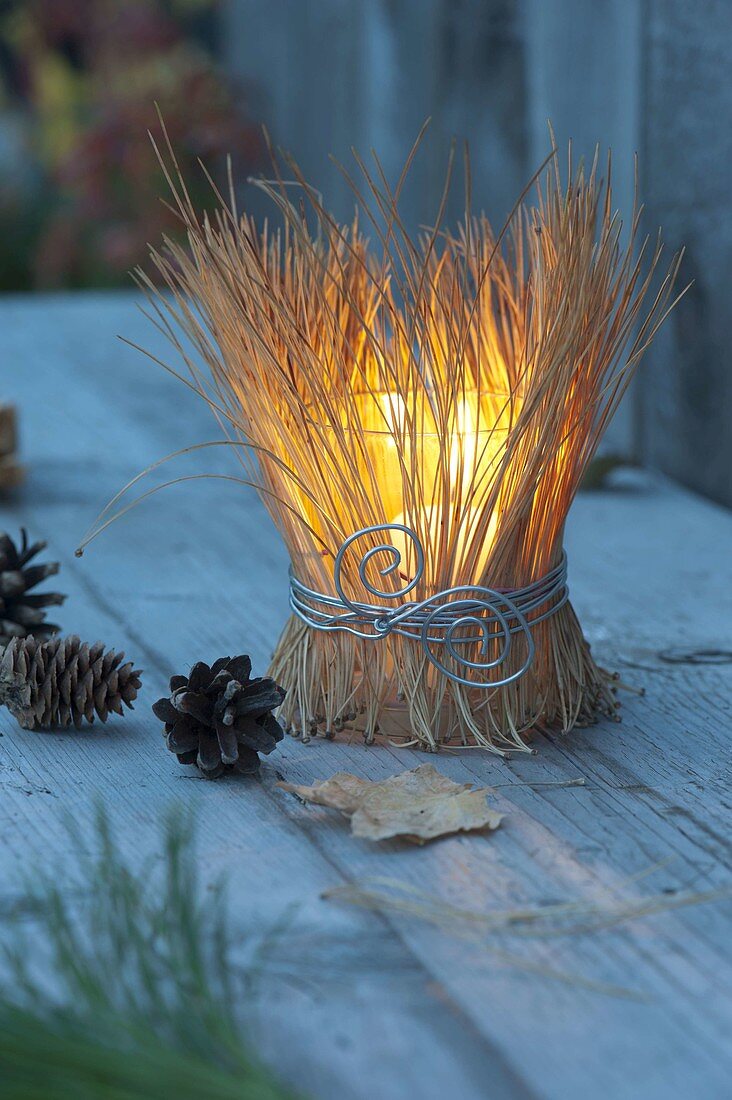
[0,293,730,1100]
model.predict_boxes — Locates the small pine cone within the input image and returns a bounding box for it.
[0,529,65,645]
[153,655,285,779]
[0,635,142,730]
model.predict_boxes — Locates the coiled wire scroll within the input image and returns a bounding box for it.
[289,524,569,690]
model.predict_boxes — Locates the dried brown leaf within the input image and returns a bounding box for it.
[277,764,503,843]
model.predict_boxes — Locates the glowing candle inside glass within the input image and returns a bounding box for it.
[357,390,508,582]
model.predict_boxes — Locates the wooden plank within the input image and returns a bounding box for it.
[639,0,732,507]
[224,1,528,245]
[1,292,731,1099]
[522,0,643,457]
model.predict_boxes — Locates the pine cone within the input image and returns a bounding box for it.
[0,529,65,645]
[0,404,24,491]
[0,635,142,730]
[153,656,285,779]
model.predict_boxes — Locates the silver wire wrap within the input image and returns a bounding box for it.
[289,523,569,690]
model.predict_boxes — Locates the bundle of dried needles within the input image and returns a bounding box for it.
[81,127,684,752]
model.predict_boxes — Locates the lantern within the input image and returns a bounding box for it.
[95,137,682,754]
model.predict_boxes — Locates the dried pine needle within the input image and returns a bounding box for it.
[323,877,729,939]
[322,875,729,997]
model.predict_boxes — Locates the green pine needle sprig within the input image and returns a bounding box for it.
[0,807,299,1100]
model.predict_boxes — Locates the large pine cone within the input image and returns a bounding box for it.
[153,656,285,779]
[0,529,65,645]
[0,635,142,730]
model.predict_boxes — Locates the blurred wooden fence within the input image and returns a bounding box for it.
[224,0,732,507]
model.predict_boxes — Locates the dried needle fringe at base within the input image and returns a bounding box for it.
[270,602,618,753]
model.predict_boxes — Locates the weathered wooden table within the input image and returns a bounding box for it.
[1,293,730,1100]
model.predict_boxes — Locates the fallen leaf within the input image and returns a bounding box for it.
[277,764,503,843]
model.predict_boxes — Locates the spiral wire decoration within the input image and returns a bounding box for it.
[289,524,569,689]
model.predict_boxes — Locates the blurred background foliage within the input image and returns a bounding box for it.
[0,0,261,289]
[0,0,728,503]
